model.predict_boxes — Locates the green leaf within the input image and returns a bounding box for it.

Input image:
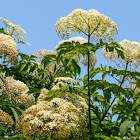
[102,71,107,80]
[130,130,138,136]
[9,107,19,123]
[105,42,125,59]
[120,120,137,137]
[97,95,105,102]
[109,66,113,72]
[132,98,140,110]
[113,136,122,140]
[95,134,110,139]
[0,28,5,34]
[82,89,88,94]
[136,124,140,133]
[43,90,59,101]
[8,134,25,140]
[10,105,23,114]
[91,104,101,120]
[19,105,26,109]
[89,67,101,78]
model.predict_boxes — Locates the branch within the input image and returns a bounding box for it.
[90,22,100,36]
[108,74,121,83]
[79,13,89,26]
[69,23,88,36]
[99,62,129,123]
[47,65,62,89]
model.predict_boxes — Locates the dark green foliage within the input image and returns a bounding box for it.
[0,37,139,139]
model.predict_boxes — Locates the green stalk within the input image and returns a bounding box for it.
[88,35,91,135]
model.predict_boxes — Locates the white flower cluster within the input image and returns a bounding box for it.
[133,87,140,93]
[0,109,13,129]
[51,81,68,91]
[0,77,35,108]
[37,87,88,110]
[0,17,29,45]
[102,39,140,67]
[56,36,87,48]
[55,9,118,42]
[37,88,49,102]
[0,33,18,63]
[34,49,56,62]
[54,77,77,84]
[82,52,97,68]
[76,95,88,109]
[18,84,88,138]
[0,77,29,96]
[30,117,43,126]
[16,93,35,108]
[34,49,56,72]
[51,77,78,91]
[20,97,85,134]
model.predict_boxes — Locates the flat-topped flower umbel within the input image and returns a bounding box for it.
[55,9,118,42]
[102,39,140,68]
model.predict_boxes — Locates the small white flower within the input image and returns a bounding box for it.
[30,117,43,126]
[37,88,49,102]
[54,77,77,84]
[45,121,57,129]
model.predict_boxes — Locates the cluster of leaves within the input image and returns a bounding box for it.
[85,65,140,139]
[56,41,140,139]
[0,40,140,139]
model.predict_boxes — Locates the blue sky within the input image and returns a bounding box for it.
[0,0,140,56]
